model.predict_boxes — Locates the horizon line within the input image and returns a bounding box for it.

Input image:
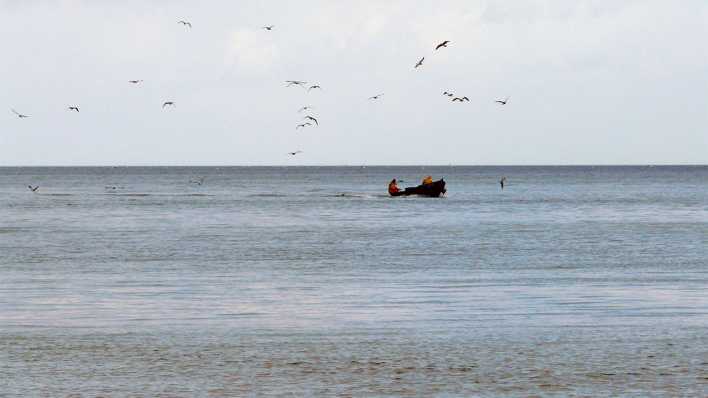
[0,163,706,168]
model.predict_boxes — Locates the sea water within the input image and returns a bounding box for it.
[1,166,707,396]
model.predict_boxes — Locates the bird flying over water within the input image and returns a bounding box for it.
[162,101,175,108]
[11,109,29,118]
[178,20,192,28]
[68,106,79,112]
[28,185,39,192]
[296,122,312,130]
[452,96,469,102]
[500,177,507,189]
[262,25,274,31]
[308,85,322,91]
[443,91,454,97]
[298,106,313,113]
[128,80,142,84]
[415,57,424,68]
[189,177,204,186]
[435,40,450,50]
[369,93,384,100]
[304,115,318,125]
[495,97,510,105]
[288,151,303,156]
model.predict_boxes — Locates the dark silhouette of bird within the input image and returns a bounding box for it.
[288,151,303,156]
[68,106,79,112]
[28,185,39,192]
[162,101,175,108]
[500,177,507,189]
[285,80,307,87]
[369,93,384,100]
[308,85,322,91]
[452,96,469,102]
[296,122,312,130]
[435,40,450,50]
[415,57,424,68]
[12,109,30,118]
[304,115,318,125]
[443,91,454,97]
[262,25,274,31]
[128,80,142,84]
[178,20,192,28]
[495,97,510,105]
[298,106,313,113]
[189,177,204,186]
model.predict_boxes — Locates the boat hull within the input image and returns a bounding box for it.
[390,179,446,197]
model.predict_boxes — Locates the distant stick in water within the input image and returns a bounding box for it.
[500,177,507,190]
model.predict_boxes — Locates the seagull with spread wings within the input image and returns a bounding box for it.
[68,106,79,112]
[414,57,424,68]
[304,115,318,126]
[435,40,450,50]
[162,101,175,108]
[178,20,192,28]
[288,151,303,156]
[262,25,274,31]
[369,93,384,100]
[11,109,29,118]
[495,97,510,105]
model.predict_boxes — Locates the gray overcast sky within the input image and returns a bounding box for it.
[1,0,706,165]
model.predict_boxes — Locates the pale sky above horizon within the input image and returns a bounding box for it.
[1,0,706,166]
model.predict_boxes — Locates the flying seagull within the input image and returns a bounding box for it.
[296,122,312,130]
[128,80,142,84]
[11,109,29,118]
[285,80,307,87]
[308,85,322,91]
[68,106,79,112]
[178,20,192,28]
[452,96,469,102]
[298,106,313,113]
[414,57,424,68]
[435,40,450,50]
[162,101,175,108]
[304,115,318,125]
[500,177,507,190]
[443,91,454,97]
[368,93,384,100]
[262,25,274,31]
[495,97,510,105]
[288,151,303,156]
[28,185,39,192]
[189,177,204,186]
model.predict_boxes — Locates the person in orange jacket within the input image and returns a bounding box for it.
[388,179,400,195]
[421,175,433,185]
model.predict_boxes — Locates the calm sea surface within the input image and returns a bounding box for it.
[1,166,707,396]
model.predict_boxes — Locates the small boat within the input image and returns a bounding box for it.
[390,179,446,197]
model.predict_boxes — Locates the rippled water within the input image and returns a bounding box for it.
[1,166,707,396]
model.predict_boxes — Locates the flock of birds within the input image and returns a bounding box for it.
[14,21,513,192]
